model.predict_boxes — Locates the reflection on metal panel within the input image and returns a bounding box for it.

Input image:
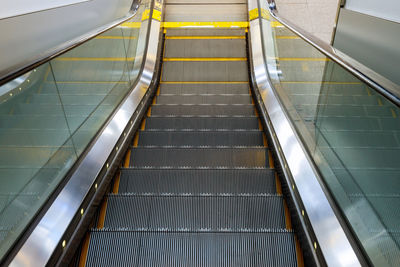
[334,9,400,86]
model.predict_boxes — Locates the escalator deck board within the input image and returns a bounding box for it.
[103,195,286,230]
[130,148,268,168]
[86,231,298,267]
[119,169,276,195]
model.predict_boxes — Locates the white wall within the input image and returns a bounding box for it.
[345,0,400,23]
[274,0,340,43]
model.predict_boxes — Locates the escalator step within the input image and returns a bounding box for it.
[119,169,276,195]
[104,195,286,230]
[165,39,246,58]
[130,148,268,168]
[162,61,248,82]
[159,83,249,95]
[86,231,298,267]
[144,116,259,130]
[151,104,255,116]
[156,95,252,104]
[165,28,246,37]
[137,130,264,146]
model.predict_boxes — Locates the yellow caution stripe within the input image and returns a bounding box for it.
[162,21,249,28]
[249,8,270,20]
[163,57,247,61]
[120,22,141,28]
[271,21,283,27]
[166,36,245,40]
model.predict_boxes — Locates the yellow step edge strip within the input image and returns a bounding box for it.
[271,21,283,27]
[163,57,247,61]
[166,36,245,40]
[56,57,134,61]
[160,81,248,84]
[162,21,249,28]
[120,22,141,28]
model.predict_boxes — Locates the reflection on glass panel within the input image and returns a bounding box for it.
[0,1,148,260]
[0,63,76,257]
[259,8,400,267]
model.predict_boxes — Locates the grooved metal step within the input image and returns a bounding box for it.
[164,39,246,58]
[159,83,250,94]
[137,130,264,146]
[86,231,298,267]
[129,148,268,168]
[156,94,252,104]
[104,195,286,230]
[161,61,248,82]
[150,104,255,116]
[119,168,276,195]
[144,116,260,130]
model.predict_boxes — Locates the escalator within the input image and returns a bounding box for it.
[80,27,303,266]
[2,0,400,266]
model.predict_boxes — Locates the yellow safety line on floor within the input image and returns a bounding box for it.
[276,36,300,39]
[95,36,137,40]
[112,172,121,194]
[56,57,134,61]
[160,81,248,84]
[366,87,372,96]
[163,57,247,61]
[377,98,383,106]
[78,233,91,267]
[166,36,245,40]
[120,22,141,28]
[162,21,249,28]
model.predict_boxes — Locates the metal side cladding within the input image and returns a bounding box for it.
[6,0,164,266]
